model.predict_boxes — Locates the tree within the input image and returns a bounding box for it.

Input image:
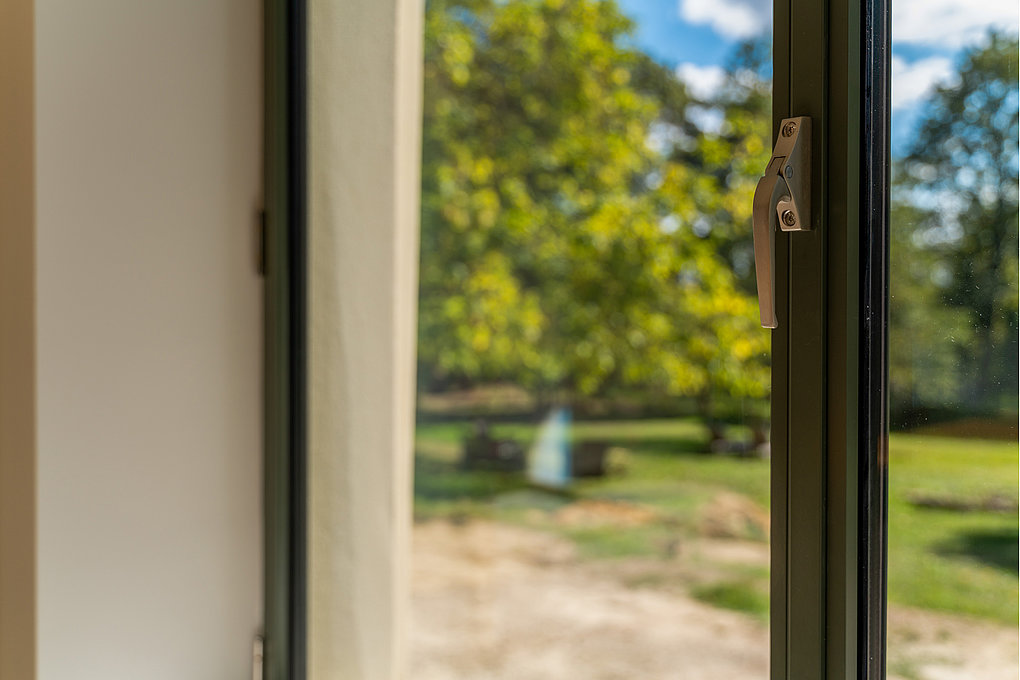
[894,32,1019,414]
[420,0,662,397]
[418,0,770,421]
[660,39,773,293]
[888,196,974,420]
[647,39,773,420]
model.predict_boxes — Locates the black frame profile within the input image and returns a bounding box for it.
[264,0,307,678]
[857,0,891,676]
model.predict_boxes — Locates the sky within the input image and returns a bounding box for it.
[615,0,1020,154]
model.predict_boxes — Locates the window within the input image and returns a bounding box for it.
[256,0,1017,678]
[887,12,1019,679]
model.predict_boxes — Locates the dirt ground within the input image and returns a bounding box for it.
[411,519,1018,680]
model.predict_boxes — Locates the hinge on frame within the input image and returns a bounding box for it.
[256,208,267,277]
[252,634,265,680]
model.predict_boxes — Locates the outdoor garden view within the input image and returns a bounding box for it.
[410,1,1019,678]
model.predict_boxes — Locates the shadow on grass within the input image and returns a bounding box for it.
[600,436,708,456]
[936,527,1019,573]
[414,455,528,501]
[690,580,770,621]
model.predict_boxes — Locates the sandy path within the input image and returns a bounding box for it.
[411,519,1018,680]
[888,606,1019,680]
[413,520,770,680]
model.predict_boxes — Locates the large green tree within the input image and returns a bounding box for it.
[645,39,773,416]
[659,40,772,292]
[893,32,1019,414]
[418,0,769,416]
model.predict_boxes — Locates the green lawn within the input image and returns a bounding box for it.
[888,434,1018,623]
[414,417,1019,624]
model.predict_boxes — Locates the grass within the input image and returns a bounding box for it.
[414,417,769,540]
[691,580,770,621]
[888,433,1019,623]
[414,417,1019,624]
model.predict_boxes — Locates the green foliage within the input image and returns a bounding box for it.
[892,32,1020,417]
[653,39,773,410]
[421,0,660,393]
[660,38,772,289]
[889,198,975,413]
[418,0,769,412]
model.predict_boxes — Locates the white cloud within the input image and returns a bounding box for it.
[891,55,955,110]
[893,0,1019,48]
[679,0,770,40]
[675,62,727,99]
[679,0,1015,48]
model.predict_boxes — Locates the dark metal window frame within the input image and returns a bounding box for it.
[772,0,889,678]
[262,0,891,677]
[857,0,891,676]
[264,0,307,678]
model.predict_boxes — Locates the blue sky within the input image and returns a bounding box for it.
[617,0,738,68]
[615,0,1019,155]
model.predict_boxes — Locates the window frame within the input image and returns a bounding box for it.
[772,0,890,678]
[264,0,308,678]
[262,0,893,677]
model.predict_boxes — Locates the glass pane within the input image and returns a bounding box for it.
[413,1,772,677]
[888,4,1019,678]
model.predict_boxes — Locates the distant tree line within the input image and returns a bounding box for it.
[890,32,1019,425]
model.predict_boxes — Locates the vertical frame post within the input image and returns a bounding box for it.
[771,0,831,677]
[857,0,891,675]
[264,0,307,677]
[0,1,36,678]
[771,0,887,677]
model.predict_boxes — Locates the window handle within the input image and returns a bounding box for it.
[752,116,812,329]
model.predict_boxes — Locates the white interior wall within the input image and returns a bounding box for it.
[35,1,263,677]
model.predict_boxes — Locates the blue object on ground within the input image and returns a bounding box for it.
[527,407,572,488]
